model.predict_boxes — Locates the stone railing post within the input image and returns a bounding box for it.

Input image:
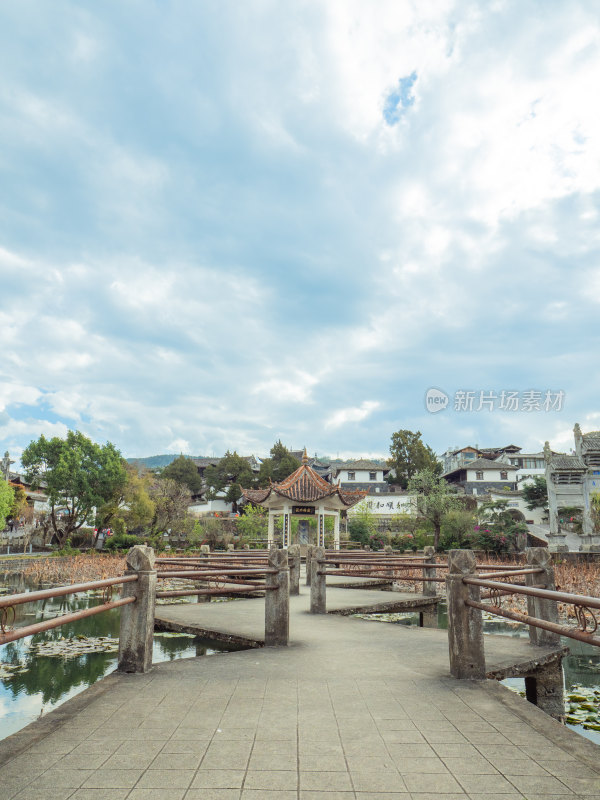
[227,543,235,551]
[288,544,300,596]
[310,546,326,613]
[445,549,485,679]
[305,544,314,586]
[526,547,560,646]
[200,544,210,556]
[118,545,157,673]
[265,548,289,646]
[422,546,437,597]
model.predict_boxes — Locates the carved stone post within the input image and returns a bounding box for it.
[310,546,326,614]
[265,548,289,646]
[305,544,314,586]
[526,547,560,646]
[422,545,437,597]
[118,546,157,673]
[445,550,485,679]
[288,544,300,596]
[200,544,210,556]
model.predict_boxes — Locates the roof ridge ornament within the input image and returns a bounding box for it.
[302,447,309,465]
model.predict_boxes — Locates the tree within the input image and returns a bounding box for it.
[387,430,441,489]
[521,476,548,512]
[348,499,378,546]
[161,455,203,495]
[591,494,600,533]
[95,463,156,536]
[257,441,301,486]
[204,451,255,510]
[149,478,191,536]
[9,483,31,524]
[21,431,127,548]
[408,469,459,549]
[237,504,268,540]
[0,479,14,531]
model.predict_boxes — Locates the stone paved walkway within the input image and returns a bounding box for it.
[1,586,600,799]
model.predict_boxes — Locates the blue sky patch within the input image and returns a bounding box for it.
[383,71,417,125]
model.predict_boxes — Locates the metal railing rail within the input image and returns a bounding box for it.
[463,574,600,647]
[0,574,139,646]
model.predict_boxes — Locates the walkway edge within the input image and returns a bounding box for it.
[0,670,129,765]
[482,679,600,770]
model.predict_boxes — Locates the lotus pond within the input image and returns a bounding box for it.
[354,601,600,746]
[0,572,243,742]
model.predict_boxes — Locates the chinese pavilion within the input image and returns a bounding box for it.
[241,449,368,549]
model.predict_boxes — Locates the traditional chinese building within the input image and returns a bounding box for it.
[241,450,368,548]
[545,424,600,551]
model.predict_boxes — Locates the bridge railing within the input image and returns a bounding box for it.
[446,547,600,680]
[155,548,290,646]
[0,545,156,673]
[0,545,292,679]
[308,546,444,613]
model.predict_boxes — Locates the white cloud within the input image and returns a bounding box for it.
[326,401,380,430]
[0,1,599,462]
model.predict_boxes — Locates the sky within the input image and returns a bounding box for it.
[1,0,599,466]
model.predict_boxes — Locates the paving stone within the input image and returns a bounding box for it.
[190,770,245,789]
[135,769,195,789]
[299,753,348,771]
[12,788,84,800]
[351,770,406,792]
[249,751,297,770]
[81,769,144,789]
[68,790,130,800]
[442,756,500,774]
[244,770,299,790]
[300,793,357,800]
[457,773,523,794]
[300,770,354,791]
[402,772,463,793]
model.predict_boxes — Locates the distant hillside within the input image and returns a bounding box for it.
[126,454,204,469]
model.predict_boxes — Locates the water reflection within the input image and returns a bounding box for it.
[0,572,243,741]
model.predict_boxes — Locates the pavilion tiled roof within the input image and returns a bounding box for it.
[241,450,368,508]
[549,454,587,470]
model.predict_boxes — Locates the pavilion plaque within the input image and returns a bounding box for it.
[292,506,315,515]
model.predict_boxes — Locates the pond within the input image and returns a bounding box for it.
[0,573,243,743]
[354,601,600,746]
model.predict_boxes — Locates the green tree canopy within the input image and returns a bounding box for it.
[21,431,127,547]
[161,455,203,494]
[204,451,255,510]
[0,479,14,531]
[521,476,548,511]
[408,468,459,549]
[387,429,441,489]
[95,463,156,536]
[257,441,301,486]
[148,477,191,535]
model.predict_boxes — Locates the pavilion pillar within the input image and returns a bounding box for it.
[317,512,325,548]
[267,513,275,548]
[333,513,340,550]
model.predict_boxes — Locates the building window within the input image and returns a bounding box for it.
[347,472,355,480]
[369,472,377,480]
[476,471,484,480]
[500,471,508,480]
